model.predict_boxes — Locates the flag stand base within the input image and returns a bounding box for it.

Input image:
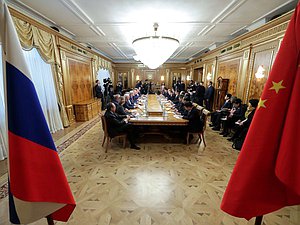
[255,216,263,225]
[46,216,54,225]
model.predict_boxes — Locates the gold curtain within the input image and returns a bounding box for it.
[94,55,113,83]
[12,17,69,127]
[95,55,112,73]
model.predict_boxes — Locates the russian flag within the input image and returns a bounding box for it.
[0,1,76,224]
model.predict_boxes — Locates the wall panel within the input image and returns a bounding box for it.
[246,40,279,101]
[217,58,242,96]
[68,59,92,103]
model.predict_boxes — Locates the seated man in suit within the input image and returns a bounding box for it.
[124,93,135,109]
[228,99,259,142]
[112,94,130,116]
[174,95,184,114]
[132,88,140,103]
[220,98,244,137]
[172,90,180,105]
[104,102,140,150]
[183,101,204,133]
[210,93,233,131]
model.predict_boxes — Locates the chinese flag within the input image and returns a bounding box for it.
[221,3,300,220]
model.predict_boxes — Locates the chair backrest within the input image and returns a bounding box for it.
[100,114,108,136]
[201,109,210,131]
[193,102,204,112]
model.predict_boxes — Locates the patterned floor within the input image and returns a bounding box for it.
[0,121,299,225]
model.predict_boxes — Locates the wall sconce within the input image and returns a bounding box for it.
[160,75,165,81]
[136,75,140,80]
[255,65,265,79]
[206,72,212,80]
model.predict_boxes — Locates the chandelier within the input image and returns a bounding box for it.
[132,23,179,69]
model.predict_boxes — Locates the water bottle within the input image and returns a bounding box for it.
[163,105,167,117]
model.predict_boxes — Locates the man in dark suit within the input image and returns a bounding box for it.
[195,82,206,106]
[210,93,232,131]
[94,80,104,109]
[112,94,130,116]
[104,103,140,150]
[220,98,244,137]
[115,82,123,95]
[204,81,215,111]
[183,101,204,133]
[174,95,185,115]
[179,81,186,92]
[124,93,135,109]
[228,99,259,142]
[172,90,180,105]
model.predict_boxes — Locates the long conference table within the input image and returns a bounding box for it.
[129,94,188,126]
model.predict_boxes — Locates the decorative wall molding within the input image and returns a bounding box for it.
[58,38,93,58]
[240,21,289,47]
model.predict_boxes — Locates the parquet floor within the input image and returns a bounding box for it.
[0,121,299,225]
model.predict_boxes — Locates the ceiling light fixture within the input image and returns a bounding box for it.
[132,23,179,69]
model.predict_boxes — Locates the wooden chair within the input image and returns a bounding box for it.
[193,102,205,112]
[187,109,210,147]
[100,114,127,153]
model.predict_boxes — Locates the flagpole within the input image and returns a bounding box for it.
[46,216,54,225]
[254,216,263,225]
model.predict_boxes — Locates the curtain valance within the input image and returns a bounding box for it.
[12,16,69,127]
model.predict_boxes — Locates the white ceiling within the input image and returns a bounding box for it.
[9,0,298,63]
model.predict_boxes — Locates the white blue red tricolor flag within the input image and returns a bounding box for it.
[0,0,76,224]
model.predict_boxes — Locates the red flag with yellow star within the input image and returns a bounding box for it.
[221,3,300,220]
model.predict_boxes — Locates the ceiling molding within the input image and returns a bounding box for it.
[199,0,248,36]
[59,0,105,37]
[59,0,93,25]
[201,25,216,36]
[211,0,248,24]
[230,25,247,35]
[8,0,78,38]
[171,42,194,58]
[252,0,296,23]
[108,43,128,58]
[11,0,57,24]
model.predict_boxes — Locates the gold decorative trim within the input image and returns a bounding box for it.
[58,38,93,58]
[241,22,288,47]
[65,105,75,124]
[243,50,250,60]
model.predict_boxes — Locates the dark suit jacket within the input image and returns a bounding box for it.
[205,86,214,100]
[112,100,129,116]
[179,83,186,92]
[104,110,127,137]
[172,94,179,104]
[94,85,103,98]
[176,102,185,115]
[183,107,204,132]
[124,100,135,109]
[242,109,256,128]
[221,100,232,110]
[231,106,243,120]
[196,85,205,99]
[115,84,123,94]
[118,104,130,116]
